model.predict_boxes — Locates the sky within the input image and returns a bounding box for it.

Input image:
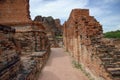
[30,0,120,32]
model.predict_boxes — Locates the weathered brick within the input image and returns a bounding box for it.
[63,9,120,80]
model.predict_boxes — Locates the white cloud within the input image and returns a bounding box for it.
[30,0,88,19]
[95,12,120,32]
[85,0,120,32]
[30,0,120,32]
[103,24,120,32]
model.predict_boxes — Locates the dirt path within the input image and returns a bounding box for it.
[38,48,88,80]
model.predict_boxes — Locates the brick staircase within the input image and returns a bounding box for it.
[93,39,120,80]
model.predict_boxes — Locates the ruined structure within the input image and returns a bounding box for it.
[0,0,31,24]
[0,0,50,80]
[34,16,63,47]
[1,0,119,80]
[63,9,120,80]
[102,38,120,50]
[54,19,63,47]
[0,25,50,80]
[55,19,63,36]
[0,25,21,80]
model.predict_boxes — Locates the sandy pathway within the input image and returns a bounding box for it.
[38,48,88,80]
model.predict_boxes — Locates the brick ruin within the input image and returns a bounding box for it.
[55,19,63,47]
[0,0,31,24]
[34,16,63,47]
[54,19,63,36]
[0,0,50,80]
[102,38,120,50]
[0,25,21,80]
[63,9,120,80]
[0,0,120,80]
[0,25,50,80]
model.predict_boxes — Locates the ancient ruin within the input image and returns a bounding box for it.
[63,9,120,80]
[0,0,50,80]
[34,16,63,47]
[0,0,120,80]
[0,0,31,24]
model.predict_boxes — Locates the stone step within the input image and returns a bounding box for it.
[108,69,120,78]
[105,63,120,68]
[101,57,113,61]
[99,54,113,58]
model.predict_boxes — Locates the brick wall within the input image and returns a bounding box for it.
[0,0,51,80]
[63,9,120,80]
[0,0,31,24]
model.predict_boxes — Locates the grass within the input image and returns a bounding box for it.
[72,60,95,80]
[104,30,120,38]
[55,36,63,38]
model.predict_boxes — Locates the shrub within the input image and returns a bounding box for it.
[104,30,120,38]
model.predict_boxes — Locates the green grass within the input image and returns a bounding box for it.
[72,60,82,69]
[104,30,120,38]
[72,60,95,80]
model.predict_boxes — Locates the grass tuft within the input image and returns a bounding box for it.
[72,60,95,80]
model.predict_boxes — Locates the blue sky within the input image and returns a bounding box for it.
[30,0,120,32]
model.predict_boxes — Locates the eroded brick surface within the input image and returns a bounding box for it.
[0,25,21,80]
[0,0,51,80]
[34,16,63,47]
[0,0,31,24]
[63,9,120,80]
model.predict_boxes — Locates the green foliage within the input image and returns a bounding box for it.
[72,60,95,80]
[55,36,63,38]
[104,30,120,38]
[72,60,82,69]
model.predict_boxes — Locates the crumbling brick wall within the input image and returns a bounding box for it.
[63,9,120,80]
[102,38,120,50]
[0,0,51,80]
[0,0,31,24]
[0,25,21,80]
[12,22,50,54]
[0,23,50,80]
[34,16,63,48]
